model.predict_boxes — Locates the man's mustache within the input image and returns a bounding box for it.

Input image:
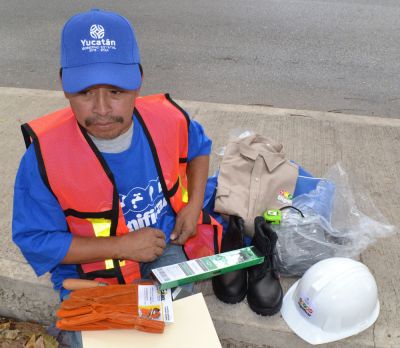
[85,115,124,127]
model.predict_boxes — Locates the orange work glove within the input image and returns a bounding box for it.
[56,284,165,333]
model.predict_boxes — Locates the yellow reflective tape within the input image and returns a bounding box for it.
[105,259,114,269]
[86,219,115,270]
[182,189,189,203]
[119,260,126,267]
[179,176,189,203]
[87,218,112,237]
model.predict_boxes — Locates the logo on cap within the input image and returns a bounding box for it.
[81,24,116,53]
[90,24,105,39]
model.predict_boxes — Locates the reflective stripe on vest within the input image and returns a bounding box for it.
[21,94,221,284]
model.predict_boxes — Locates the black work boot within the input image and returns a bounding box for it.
[212,215,247,304]
[247,216,283,316]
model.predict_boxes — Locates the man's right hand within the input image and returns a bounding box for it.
[62,227,166,265]
[117,227,166,262]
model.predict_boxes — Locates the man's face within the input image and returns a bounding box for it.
[64,85,139,140]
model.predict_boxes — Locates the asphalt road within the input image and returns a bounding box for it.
[1,0,400,118]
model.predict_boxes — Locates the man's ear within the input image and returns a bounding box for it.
[139,64,143,79]
[138,63,144,87]
[59,68,67,96]
[135,64,143,97]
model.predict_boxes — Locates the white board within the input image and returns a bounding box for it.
[82,293,221,348]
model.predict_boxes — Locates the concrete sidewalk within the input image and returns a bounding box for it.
[1,87,399,347]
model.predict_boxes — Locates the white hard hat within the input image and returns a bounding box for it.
[281,257,380,345]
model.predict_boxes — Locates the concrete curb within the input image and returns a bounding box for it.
[1,86,400,126]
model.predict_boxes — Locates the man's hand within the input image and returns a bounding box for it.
[170,204,200,245]
[118,228,166,262]
[170,155,209,245]
[62,227,166,264]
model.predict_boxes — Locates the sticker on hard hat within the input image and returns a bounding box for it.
[298,297,313,317]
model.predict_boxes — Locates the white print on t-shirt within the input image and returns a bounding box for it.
[120,178,168,231]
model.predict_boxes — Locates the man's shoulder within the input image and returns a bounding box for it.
[24,107,76,139]
[136,94,188,120]
[30,106,74,124]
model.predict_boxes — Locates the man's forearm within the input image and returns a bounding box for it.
[61,235,121,264]
[186,155,210,210]
[61,227,166,264]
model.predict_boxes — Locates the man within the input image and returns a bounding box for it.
[12,8,221,304]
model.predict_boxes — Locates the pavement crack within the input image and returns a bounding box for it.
[328,108,365,113]
[212,56,239,63]
[248,103,274,107]
[391,279,399,309]
[343,97,371,102]
[289,113,312,119]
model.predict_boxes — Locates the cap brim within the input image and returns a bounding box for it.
[62,62,142,93]
[281,280,380,345]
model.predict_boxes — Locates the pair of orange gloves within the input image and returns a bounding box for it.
[56,284,165,333]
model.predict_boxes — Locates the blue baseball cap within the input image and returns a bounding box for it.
[61,9,141,93]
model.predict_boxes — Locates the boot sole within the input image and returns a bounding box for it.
[212,284,247,304]
[247,293,283,316]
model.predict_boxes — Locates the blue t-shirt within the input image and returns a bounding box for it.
[12,114,211,298]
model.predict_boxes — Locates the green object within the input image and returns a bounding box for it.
[151,246,264,290]
[263,209,282,224]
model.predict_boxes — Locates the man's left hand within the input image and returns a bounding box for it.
[170,204,200,245]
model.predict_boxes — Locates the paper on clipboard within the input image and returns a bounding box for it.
[82,293,221,348]
[138,285,173,323]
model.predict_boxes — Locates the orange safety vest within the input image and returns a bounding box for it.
[21,94,222,285]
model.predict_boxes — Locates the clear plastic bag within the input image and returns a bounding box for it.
[214,129,255,159]
[274,163,397,277]
[291,178,336,222]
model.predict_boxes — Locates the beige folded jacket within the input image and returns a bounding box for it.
[214,134,298,236]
